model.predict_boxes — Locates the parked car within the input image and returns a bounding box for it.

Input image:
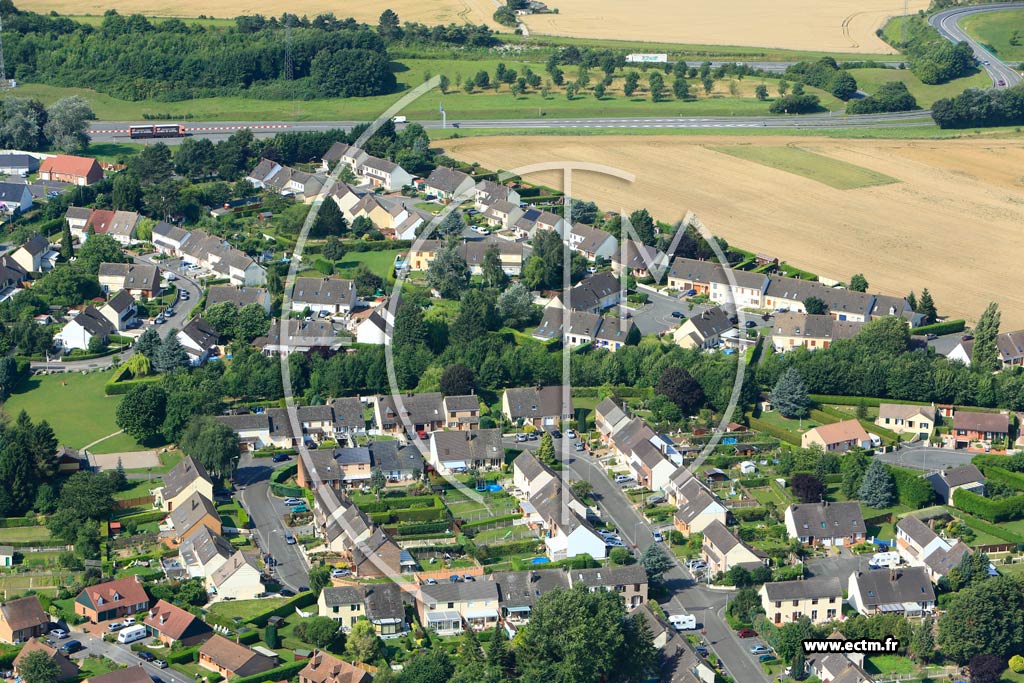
[425,578,438,585]
[137,652,156,663]
[683,289,697,297]
[284,533,297,545]
[606,538,626,547]
[566,429,577,439]
[694,646,709,657]
[745,320,757,328]
[272,453,290,463]
[124,617,136,626]
[998,79,1006,86]
[416,429,428,440]
[737,628,758,638]
[331,568,351,578]
[652,530,664,543]
[750,645,772,655]
[290,504,309,514]
[165,307,175,317]
[526,432,538,441]
[574,442,585,452]
[515,433,528,443]
[49,629,67,639]
[107,622,124,632]
[154,660,168,670]
[671,311,686,319]
[668,614,697,631]
[279,588,295,597]
[463,574,475,582]
[614,474,633,484]
[759,654,776,663]
[449,575,461,583]
[647,495,666,505]
[154,316,165,324]
[283,497,302,505]
[165,272,177,281]
[60,641,82,654]
[550,430,562,439]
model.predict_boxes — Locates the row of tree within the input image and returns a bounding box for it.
[931,84,1024,129]
[883,17,977,85]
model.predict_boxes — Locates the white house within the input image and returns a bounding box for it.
[54,306,115,351]
[0,182,33,214]
[10,235,57,273]
[847,568,935,617]
[177,317,220,366]
[99,290,137,332]
[568,223,617,261]
[289,277,357,316]
[208,552,263,601]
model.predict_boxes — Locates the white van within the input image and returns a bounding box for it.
[117,624,148,644]
[391,115,407,124]
[669,614,697,631]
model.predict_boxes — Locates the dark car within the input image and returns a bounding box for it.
[671,311,685,319]
[137,652,156,663]
[737,628,758,638]
[745,320,757,328]
[279,588,296,597]
[695,647,709,657]
[550,430,562,439]
[60,640,83,655]
[272,453,290,463]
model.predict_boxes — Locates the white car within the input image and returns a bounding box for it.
[107,622,124,632]
[652,530,664,543]
[614,474,633,484]
[123,617,136,626]
[566,429,577,439]
[331,568,351,578]
[49,628,68,639]
[164,272,177,281]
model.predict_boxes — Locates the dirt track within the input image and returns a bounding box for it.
[444,135,1024,326]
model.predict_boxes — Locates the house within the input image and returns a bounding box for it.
[319,584,405,638]
[784,502,867,547]
[143,599,213,646]
[245,158,282,189]
[661,629,718,683]
[474,179,521,208]
[253,319,341,356]
[39,155,103,186]
[424,167,475,201]
[177,524,234,580]
[318,586,365,632]
[206,286,271,312]
[177,317,220,366]
[372,392,445,436]
[876,404,935,441]
[97,263,161,298]
[357,156,413,192]
[164,492,222,544]
[152,221,190,255]
[566,271,621,313]
[925,465,985,506]
[0,256,27,295]
[322,143,365,172]
[480,198,524,230]
[611,240,668,279]
[74,576,150,623]
[595,397,632,444]
[801,420,872,452]
[154,456,214,513]
[326,397,368,437]
[0,154,39,176]
[513,208,567,239]
[179,230,266,286]
[951,411,1009,449]
[82,666,154,683]
[894,514,972,583]
[667,258,769,310]
[441,395,481,430]
[512,449,556,499]
[594,318,637,352]
[416,580,501,635]
[568,223,617,261]
[74,209,139,245]
[0,546,12,567]
[567,564,649,608]
[771,312,864,352]
[0,595,49,644]
[217,410,295,452]
[700,520,768,575]
[371,442,425,483]
[943,330,1024,369]
[759,577,843,625]
[502,386,574,428]
[264,166,326,201]
[199,635,276,679]
[54,306,115,352]
[673,478,728,536]
[529,478,607,561]
[209,552,263,600]
[350,527,406,578]
[298,651,372,683]
[493,569,568,632]
[99,290,137,332]
[336,447,373,482]
[613,417,677,491]
[673,307,732,350]
[534,307,600,348]
[10,235,57,273]
[290,277,357,315]
[847,567,935,617]
[429,429,503,473]
[461,239,526,276]
[13,639,78,681]
[55,446,82,473]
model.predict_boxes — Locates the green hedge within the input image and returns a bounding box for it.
[480,539,540,561]
[232,660,308,683]
[249,591,318,627]
[888,465,937,509]
[0,645,21,669]
[956,512,1024,544]
[953,488,1024,523]
[115,509,166,524]
[394,521,451,536]
[976,464,1024,492]
[237,630,261,645]
[738,477,768,487]
[165,647,200,664]
[0,516,43,528]
[271,464,298,484]
[105,375,162,396]
[749,417,800,446]
[270,483,303,498]
[393,507,447,523]
[912,319,966,336]
[462,514,520,530]
[351,494,438,512]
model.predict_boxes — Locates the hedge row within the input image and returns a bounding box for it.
[116,509,167,525]
[270,483,303,498]
[232,660,308,683]
[165,646,200,665]
[889,465,937,509]
[353,494,439,513]
[271,464,298,484]
[953,488,1024,523]
[0,516,42,528]
[956,512,1024,544]
[912,319,966,336]
[238,629,261,645]
[480,539,540,562]
[104,375,162,396]
[749,417,800,446]
[461,514,520,530]
[249,591,317,627]
[393,520,451,536]
[977,465,1024,492]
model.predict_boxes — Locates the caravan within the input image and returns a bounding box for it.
[117,624,148,644]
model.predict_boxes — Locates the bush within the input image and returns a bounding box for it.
[231,661,308,683]
[165,647,200,665]
[1009,654,1024,673]
[953,488,1024,523]
[889,466,937,509]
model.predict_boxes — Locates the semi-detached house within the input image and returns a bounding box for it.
[75,577,150,624]
[784,501,866,547]
[290,277,357,315]
[759,576,843,625]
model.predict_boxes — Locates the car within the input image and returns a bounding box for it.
[983,60,990,65]
[283,497,302,505]
[598,529,618,538]
[606,538,626,547]
[124,617,136,626]
[515,433,528,442]
[683,289,697,297]
[449,575,461,583]
[574,441,585,452]
[165,308,175,317]
[694,647,709,658]
[60,641,82,655]
[49,629,68,639]
[526,432,538,441]
[647,495,666,505]
[107,622,124,632]
[687,559,708,570]
[272,453,291,463]
[745,320,757,328]
[164,272,177,281]
[614,474,633,484]
[416,429,428,440]
[750,645,772,655]
[290,504,309,513]
[179,291,189,300]
[652,530,664,543]
[150,677,164,683]
[137,652,156,663]
[566,429,577,439]
[998,79,1006,86]
[425,578,438,585]
[550,430,562,439]
[962,334,974,341]
[668,614,696,631]
[463,574,475,582]
[284,533,297,545]
[154,316,165,324]
[153,661,168,670]
[279,588,295,597]
[925,333,938,340]
[331,568,351,578]
[737,628,758,638]
[758,654,776,663]
[671,311,686,319]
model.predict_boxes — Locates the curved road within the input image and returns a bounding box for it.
[930,3,1024,87]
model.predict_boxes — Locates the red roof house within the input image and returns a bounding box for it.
[39,155,104,186]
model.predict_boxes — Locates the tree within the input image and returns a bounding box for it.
[770,368,810,418]
[778,79,790,96]
[640,543,672,584]
[76,234,126,274]
[2,98,46,151]
[345,619,383,663]
[791,473,825,503]
[972,302,1001,373]
[672,75,690,100]
[308,565,333,596]
[570,200,599,224]
[19,648,60,683]
[859,459,896,508]
[849,273,869,292]
[910,615,935,663]
[322,236,346,261]
[569,479,593,500]
[593,82,606,100]
[440,364,475,395]
[115,384,168,442]
[939,576,1024,663]
[178,416,239,478]
[265,624,279,649]
[396,650,453,683]
[969,654,1006,683]
[370,468,387,503]
[841,449,870,498]
[537,431,556,467]
[451,289,495,346]
[496,282,533,326]
[803,296,827,315]
[481,246,508,288]
[755,83,769,100]
[60,224,74,260]
[135,327,162,359]
[154,329,190,371]
[656,366,705,416]
[917,288,937,324]
[296,616,342,649]
[790,647,807,681]
[830,71,858,100]
[43,96,95,153]
[378,9,401,39]
[648,72,665,101]
[627,208,657,245]
[311,197,347,237]
[426,240,469,298]
[623,71,640,97]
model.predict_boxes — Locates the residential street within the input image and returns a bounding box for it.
[234,452,310,592]
[68,632,193,683]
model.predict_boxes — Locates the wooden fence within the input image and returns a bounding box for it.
[115,495,155,509]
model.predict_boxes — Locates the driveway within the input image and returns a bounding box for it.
[234,453,310,592]
[875,445,975,472]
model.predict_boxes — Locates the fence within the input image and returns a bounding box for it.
[115,495,156,509]
[111,533,159,549]
[397,537,460,548]
[977,542,1017,554]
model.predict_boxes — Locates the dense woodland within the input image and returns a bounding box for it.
[882,16,977,85]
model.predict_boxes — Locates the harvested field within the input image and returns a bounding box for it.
[521,0,929,53]
[443,135,1024,325]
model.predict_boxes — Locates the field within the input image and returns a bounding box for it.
[849,67,992,108]
[0,526,52,542]
[443,134,1024,326]
[2,369,143,451]
[708,144,897,189]
[961,9,1024,64]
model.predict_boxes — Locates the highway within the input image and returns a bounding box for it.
[930,3,1024,87]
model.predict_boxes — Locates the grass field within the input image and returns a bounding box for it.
[961,9,1024,63]
[0,526,52,543]
[334,250,403,282]
[707,144,898,189]
[2,369,144,450]
[444,134,1024,326]
[206,596,291,625]
[850,67,992,108]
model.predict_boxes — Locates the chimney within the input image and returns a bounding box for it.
[889,568,899,582]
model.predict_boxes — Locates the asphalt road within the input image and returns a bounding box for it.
[68,632,193,683]
[930,3,1024,87]
[875,445,976,472]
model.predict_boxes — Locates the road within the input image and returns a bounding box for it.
[875,444,976,472]
[930,3,1024,87]
[234,452,310,592]
[67,632,193,683]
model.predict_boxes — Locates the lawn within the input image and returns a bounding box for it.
[334,249,403,282]
[960,9,1024,63]
[751,409,827,440]
[864,655,915,676]
[707,144,898,190]
[0,526,52,543]
[3,369,143,450]
[77,655,121,680]
[86,142,146,164]
[206,596,291,626]
[114,478,162,500]
[849,67,993,109]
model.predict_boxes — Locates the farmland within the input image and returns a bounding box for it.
[443,134,1024,326]
[707,144,897,189]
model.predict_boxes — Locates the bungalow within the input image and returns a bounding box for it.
[0,595,49,644]
[264,166,326,201]
[416,580,500,635]
[209,552,263,600]
[568,223,617,261]
[673,307,732,350]
[566,271,621,313]
[199,635,276,679]
[784,502,866,547]
[502,385,574,428]
[951,411,1009,449]
[13,639,78,681]
[217,409,295,452]
[206,286,271,312]
[164,492,222,544]
[442,395,481,430]
[253,319,341,356]
[429,428,503,473]
[177,317,220,366]
[97,262,161,298]
[290,277,357,315]
[944,330,1024,369]
[298,651,372,683]
[700,519,768,575]
[847,567,935,617]
[9,235,56,273]
[74,576,150,624]
[245,158,282,189]
[99,290,137,332]
[925,464,985,506]
[54,306,115,352]
[759,577,843,625]
[0,154,39,177]
[771,312,864,353]
[39,155,103,186]
[611,240,668,279]
[424,167,475,201]
[143,599,213,647]
[801,420,873,452]
[894,514,972,583]
[372,392,445,436]
[876,404,935,441]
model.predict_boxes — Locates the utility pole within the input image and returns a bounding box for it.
[0,13,7,86]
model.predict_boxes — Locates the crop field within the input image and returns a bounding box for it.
[443,134,1024,327]
[961,9,1024,63]
[708,144,897,189]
